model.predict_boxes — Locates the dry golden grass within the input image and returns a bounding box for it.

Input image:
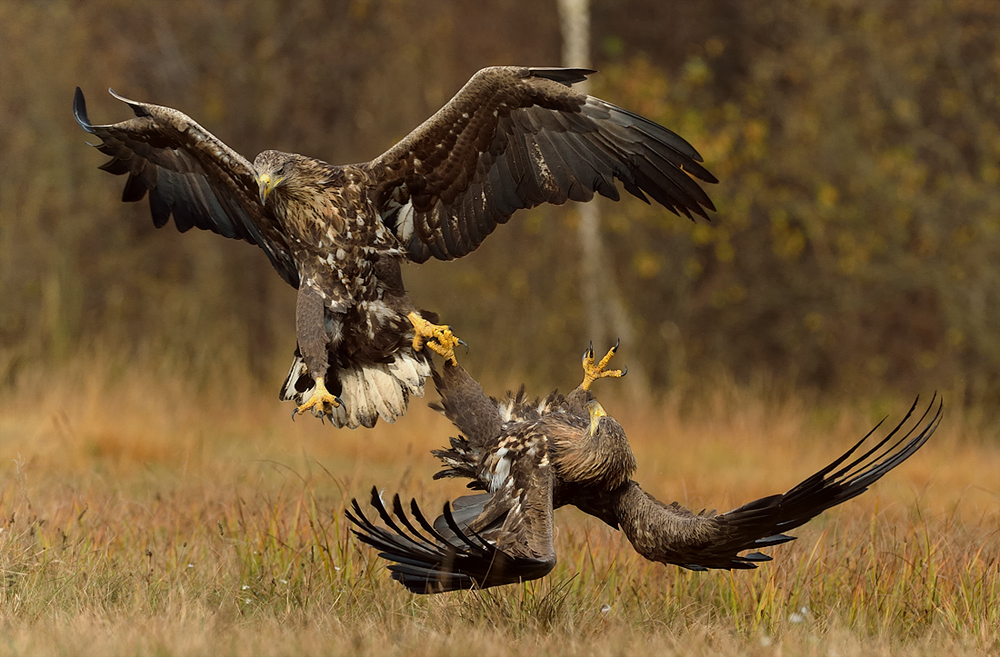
[1,353,997,656]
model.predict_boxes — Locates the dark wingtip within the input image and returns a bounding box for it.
[755,533,796,547]
[73,87,95,133]
[680,563,709,572]
[528,67,598,86]
[108,87,151,118]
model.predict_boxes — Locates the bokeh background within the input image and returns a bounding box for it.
[1,6,998,654]
[2,0,999,409]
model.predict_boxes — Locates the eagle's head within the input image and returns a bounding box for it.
[586,400,613,436]
[584,400,637,487]
[585,401,630,455]
[253,150,311,205]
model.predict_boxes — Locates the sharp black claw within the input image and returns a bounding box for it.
[621,366,628,377]
[612,338,621,352]
[291,408,298,422]
[458,338,469,354]
[587,340,594,359]
[335,395,344,408]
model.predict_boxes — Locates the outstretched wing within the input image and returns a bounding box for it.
[366,66,718,263]
[429,361,504,457]
[74,88,299,287]
[349,431,557,593]
[614,395,942,570]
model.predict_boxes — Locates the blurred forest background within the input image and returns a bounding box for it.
[1,0,998,410]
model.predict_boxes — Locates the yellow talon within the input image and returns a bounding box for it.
[296,377,342,418]
[581,340,627,391]
[408,312,463,366]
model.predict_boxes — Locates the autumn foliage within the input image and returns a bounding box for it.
[1,0,998,404]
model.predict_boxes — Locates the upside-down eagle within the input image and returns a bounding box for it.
[75,67,717,428]
[348,346,941,593]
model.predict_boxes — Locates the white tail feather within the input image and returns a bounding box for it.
[343,369,374,428]
[388,355,424,393]
[365,366,406,419]
[281,350,430,429]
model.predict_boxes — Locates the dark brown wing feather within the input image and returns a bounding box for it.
[429,362,504,454]
[612,396,941,570]
[366,66,718,263]
[348,430,557,593]
[74,88,299,287]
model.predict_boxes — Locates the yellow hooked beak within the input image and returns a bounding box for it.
[256,173,278,204]
[586,400,607,434]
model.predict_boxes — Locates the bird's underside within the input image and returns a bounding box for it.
[348,345,941,593]
[75,66,717,428]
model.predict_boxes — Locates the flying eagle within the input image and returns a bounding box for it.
[347,346,941,593]
[74,66,717,428]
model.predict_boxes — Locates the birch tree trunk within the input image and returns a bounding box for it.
[557,0,644,391]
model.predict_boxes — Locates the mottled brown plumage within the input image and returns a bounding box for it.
[75,67,717,428]
[348,350,941,593]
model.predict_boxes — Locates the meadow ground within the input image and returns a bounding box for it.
[0,355,997,656]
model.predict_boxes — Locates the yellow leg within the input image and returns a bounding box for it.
[581,339,627,391]
[296,376,342,418]
[408,312,464,366]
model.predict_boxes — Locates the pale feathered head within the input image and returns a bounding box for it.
[253,150,312,205]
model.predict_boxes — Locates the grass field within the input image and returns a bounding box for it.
[1,355,997,656]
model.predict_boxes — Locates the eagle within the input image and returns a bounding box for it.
[347,345,941,593]
[74,66,717,428]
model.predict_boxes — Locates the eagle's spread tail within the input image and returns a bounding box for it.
[347,488,557,593]
[281,350,431,429]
